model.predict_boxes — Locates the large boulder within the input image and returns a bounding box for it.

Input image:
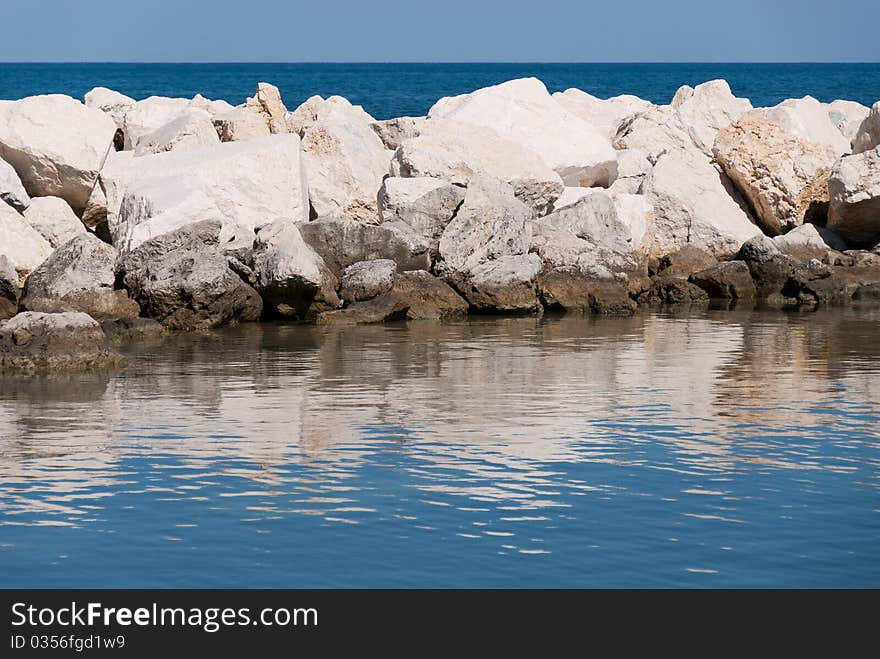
[773,222,847,260]
[84,87,136,130]
[378,176,465,243]
[392,119,563,215]
[437,178,533,276]
[0,256,18,319]
[454,254,543,313]
[852,102,880,154]
[100,134,309,252]
[0,95,117,214]
[133,108,220,156]
[252,220,340,318]
[212,106,271,143]
[636,276,710,305]
[642,148,761,257]
[529,222,640,280]
[339,259,396,303]
[371,116,426,150]
[428,78,617,187]
[1,156,30,211]
[0,311,122,372]
[244,82,293,134]
[552,89,652,141]
[20,233,139,320]
[299,217,431,276]
[688,261,756,299]
[655,246,718,279]
[22,196,85,248]
[117,220,262,330]
[714,113,839,236]
[0,202,53,282]
[669,79,752,156]
[122,96,193,150]
[736,235,799,298]
[762,97,852,154]
[287,95,325,136]
[301,99,389,223]
[827,146,880,248]
[537,271,636,314]
[827,100,870,143]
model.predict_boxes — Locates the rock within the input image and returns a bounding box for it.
[133,108,220,156]
[299,217,430,277]
[613,105,695,157]
[0,156,30,211]
[552,89,653,141]
[0,255,18,319]
[189,94,235,116]
[773,222,847,260]
[0,95,117,214]
[642,148,761,257]
[378,176,465,242]
[0,311,122,372]
[636,276,710,305]
[286,95,325,136]
[20,233,139,320]
[853,282,880,301]
[714,112,838,235]
[827,100,870,143]
[537,271,636,314]
[528,222,641,281]
[551,187,595,211]
[371,116,426,150]
[428,78,617,187]
[789,261,880,306]
[454,254,543,313]
[212,106,272,142]
[607,148,652,194]
[252,220,340,318]
[656,246,718,278]
[100,317,165,343]
[301,100,389,223]
[22,196,85,248]
[317,292,409,325]
[537,190,654,262]
[339,259,396,303]
[689,261,756,299]
[827,147,880,248]
[84,87,135,130]
[736,235,799,298]
[669,79,752,156]
[393,119,563,215]
[244,82,292,134]
[761,96,852,154]
[852,102,880,154]
[122,96,193,150]
[0,202,53,282]
[100,134,309,252]
[117,220,262,330]
[437,178,532,276]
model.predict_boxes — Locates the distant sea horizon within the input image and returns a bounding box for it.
[1,62,878,119]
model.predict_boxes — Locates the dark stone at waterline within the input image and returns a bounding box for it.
[0,255,18,319]
[689,261,756,299]
[538,271,636,315]
[636,275,710,305]
[655,246,718,279]
[100,317,166,343]
[853,282,880,301]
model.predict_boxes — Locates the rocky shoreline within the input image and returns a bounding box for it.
[1,78,879,370]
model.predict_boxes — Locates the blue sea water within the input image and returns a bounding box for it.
[1,63,878,118]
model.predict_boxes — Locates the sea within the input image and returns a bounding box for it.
[0,62,878,117]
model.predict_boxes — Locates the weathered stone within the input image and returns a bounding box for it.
[656,246,718,279]
[826,100,870,143]
[22,196,85,248]
[636,276,710,305]
[528,222,639,280]
[773,222,848,260]
[378,176,465,242]
[339,259,397,303]
[20,233,139,320]
[852,102,880,154]
[736,235,799,298]
[252,220,340,317]
[189,94,234,117]
[670,79,752,156]
[212,106,271,142]
[429,78,617,187]
[0,95,116,214]
[689,261,757,299]
[0,202,53,282]
[300,217,430,277]
[133,109,220,156]
[827,147,880,248]
[0,311,122,372]
[853,282,880,301]
[0,255,18,319]
[537,271,636,314]
[100,317,165,343]
[0,156,30,211]
[244,82,292,134]
[122,96,192,150]
[317,292,409,325]
[84,87,136,130]
[286,95,325,136]
[552,89,653,141]
[371,116,427,150]
[117,220,262,330]
[453,254,543,313]
[759,96,851,154]
[393,119,563,215]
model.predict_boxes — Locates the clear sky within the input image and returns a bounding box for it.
[1,0,877,62]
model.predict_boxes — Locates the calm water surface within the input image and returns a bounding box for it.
[1,309,878,587]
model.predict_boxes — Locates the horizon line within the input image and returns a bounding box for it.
[0,60,878,65]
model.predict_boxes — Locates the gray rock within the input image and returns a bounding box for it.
[371,116,426,150]
[827,146,880,248]
[655,246,718,278]
[100,317,165,343]
[378,177,465,243]
[773,223,847,261]
[537,271,636,314]
[0,311,122,372]
[0,156,30,211]
[689,261,757,299]
[636,276,710,305]
[22,196,86,248]
[453,254,543,313]
[20,233,140,320]
[0,255,18,319]
[117,220,262,330]
[736,235,799,298]
[339,259,397,303]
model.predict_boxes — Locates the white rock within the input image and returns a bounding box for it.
[378,176,465,241]
[670,79,752,156]
[212,106,271,142]
[286,95,325,136]
[122,96,192,150]
[428,78,617,187]
[613,105,695,158]
[245,82,292,134]
[0,202,53,281]
[552,89,653,140]
[100,134,309,252]
[84,87,135,129]
[852,101,880,154]
[759,96,851,154]
[133,109,220,156]
[393,119,563,215]
[0,156,30,211]
[773,222,847,258]
[0,95,116,214]
[551,187,595,211]
[827,146,880,247]
[339,259,397,302]
[463,253,543,313]
[371,116,427,150]
[643,147,761,257]
[714,112,839,235]
[301,101,397,223]
[189,94,235,116]
[22,196,85,248]
[826,100,870,143]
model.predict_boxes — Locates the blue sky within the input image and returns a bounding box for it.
[2,0,877,62]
